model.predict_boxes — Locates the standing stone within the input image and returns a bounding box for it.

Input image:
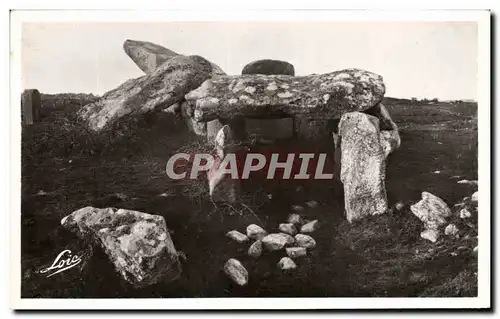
[61,207,181,287]
[339,112,388,222]
[207,119,224,141]
[410,192,452,243]
[242,59,295,76]
[21,89,41,125]
[208,125,240,203]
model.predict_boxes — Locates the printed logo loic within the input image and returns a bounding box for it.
[38,249,82,278]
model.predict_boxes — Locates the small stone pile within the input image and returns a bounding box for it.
[410,189,478,243]
[223,212,320,286]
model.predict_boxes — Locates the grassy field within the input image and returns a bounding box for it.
[20,95,478,298]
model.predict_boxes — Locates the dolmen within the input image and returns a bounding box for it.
[77,39,401,222]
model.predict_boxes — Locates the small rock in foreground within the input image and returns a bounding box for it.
[246,224,267,240]
[420,228,439,243]
[262,234,288,251]
[288,213,303,225]
[295,234,316,249]
[300,220,319,233]
[248,240,263,258]
[278,223,297,235]
[444,224,459,237]
[460,208,472,219]
[226,230,249,243]
[223,258,248,286]
[286,247,307,258]
[471,191,478,202]
[457,179,478,186]
[278,257,297,270]
[279,233,295,245]
[305,200,319,208]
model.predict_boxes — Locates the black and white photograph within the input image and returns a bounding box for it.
[9,9,491,310]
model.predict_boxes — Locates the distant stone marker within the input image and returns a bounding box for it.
[242,59,295,76]
[21,89,41,125]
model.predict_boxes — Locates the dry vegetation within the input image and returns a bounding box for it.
[21,95,478,298]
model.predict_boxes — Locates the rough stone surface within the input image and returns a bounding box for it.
[246,224,267,240]
[208,125,240,202]
[460,208,472,219]
[61,206,181,287]
[242,59,295,76]
[444,224,459,236]
[123,39,178,74]
[279,233,295,245]
[286,247,307,258]
[457,179,478,186]
[123,39,225,77]
[223,258,248,286]
[21,89,41,125]
[248,240,263,258]
[300,220,319,233]
[294,234,316,249]
[411,192,452,242]
[262,233,288,251]
[278,223,297,236]
[471,191,478,202]
[339,112,388,222]
[226,230,249,243]
[287,213,303,225]
[365,103,401,156]
[420,229,439,243]
[278,257,297,270]
[185,69,385,122]
[78,55,213,131]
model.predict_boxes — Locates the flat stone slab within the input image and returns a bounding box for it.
[185,68,385,122]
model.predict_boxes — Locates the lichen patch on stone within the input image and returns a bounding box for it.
[278,91,294,98]
[244,86,256,94]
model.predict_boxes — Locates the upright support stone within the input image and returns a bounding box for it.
[21,89,41,125]
[364,103,401,156]
[208,125,240,203]
[339,112,388,222]
[207,119,224,141]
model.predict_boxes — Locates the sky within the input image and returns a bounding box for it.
[21,21,478,100]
